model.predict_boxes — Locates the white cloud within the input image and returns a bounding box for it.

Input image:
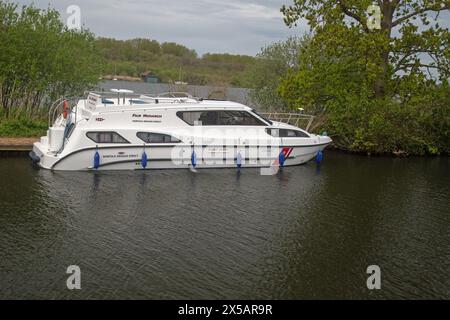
[13,0,308,55]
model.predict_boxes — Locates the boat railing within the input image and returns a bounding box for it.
[84,90,200,104]
[156,92,195,99]
[84,90,142,100]
[261,112,315,131]
[48,96,80,126]
[48,97,65,127]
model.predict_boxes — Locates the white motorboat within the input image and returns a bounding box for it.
[30,90,332,171]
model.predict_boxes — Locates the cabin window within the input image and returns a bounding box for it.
[66,122,76,139]
[266,128,310,138]
[137,132,181,143]
[86,132,130,143]
[251,109,272,125]
[177,111,267,126]
[101,98,114,105]
[129,99,147,104]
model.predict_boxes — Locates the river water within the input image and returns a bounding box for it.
[0,152,449,299]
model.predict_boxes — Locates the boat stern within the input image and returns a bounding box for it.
[30,136,59,169]
[29,149,40,164]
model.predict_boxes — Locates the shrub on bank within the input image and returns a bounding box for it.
[0,118,47,137]
[0,1,102,120]
[324,99,449,156]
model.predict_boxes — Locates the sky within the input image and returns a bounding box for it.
[16,0,308,56]
[14,1,450,57]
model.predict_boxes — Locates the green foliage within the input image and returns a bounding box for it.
[0,1,103,121]
[248,36,310,110]
[319,92,449,155]
[161,42,197,58]
[275,0,450,155]
[202,53,255,66]
[95,38,256,87]
[0,118,47,137]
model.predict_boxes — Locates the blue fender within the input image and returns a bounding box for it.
[94,150,100,169]
[191,150,197,168]
[141,151,148,169]
[236,152,242,168]
[316,150,323,164]
[279,151,286,167]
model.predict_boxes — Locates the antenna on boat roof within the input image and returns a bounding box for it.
[110,89,134,93]
[110,89,134,105]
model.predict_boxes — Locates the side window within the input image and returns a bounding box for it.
[217,111,267,126]
[129,99,148,104]
[86,132,130,143]
[285,130,297,137]
[137,132,181,143]
[294,130,310,138]
[265,129,310,138]
[265,128,279,137]
[101,98,114,105]
[177,111,267,126]
[66,122,76,138]
[177,111,203,125]
[251,109,272,125]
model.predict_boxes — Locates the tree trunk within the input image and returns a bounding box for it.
[374,1,394,99]
[374,49,390,99]
[1,82,12,118]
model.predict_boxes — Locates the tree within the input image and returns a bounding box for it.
[281,0,449,99]
[0,1,103,119]
[277,0,449,154]
[161,42,197,59]
[248,36,310,110]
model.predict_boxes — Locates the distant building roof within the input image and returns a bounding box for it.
[140,71,155,77]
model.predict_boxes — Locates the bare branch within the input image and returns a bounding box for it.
[395,51,414,69]
[337,0,369,32]
[392,4,450,27]
[395,63,442,72]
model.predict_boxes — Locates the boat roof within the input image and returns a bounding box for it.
[80,90,253,112]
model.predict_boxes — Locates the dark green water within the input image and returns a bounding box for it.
[0,152,449,299]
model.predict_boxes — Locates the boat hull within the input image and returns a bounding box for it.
[32,143,330,171]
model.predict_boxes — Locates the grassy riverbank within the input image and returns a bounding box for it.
[0,119,47,137]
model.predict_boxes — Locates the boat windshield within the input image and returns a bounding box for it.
[251,109,273,125]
